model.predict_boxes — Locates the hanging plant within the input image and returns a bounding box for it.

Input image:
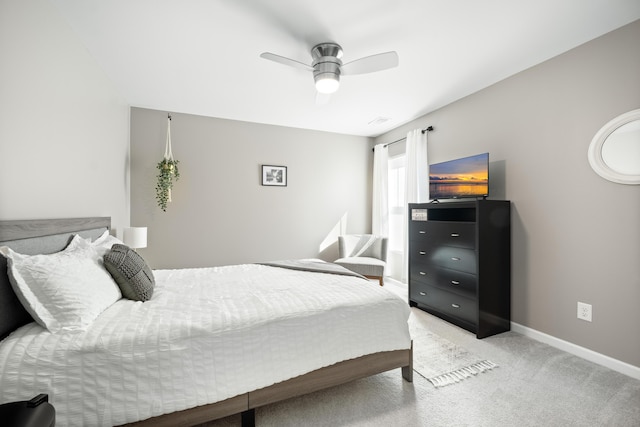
[155,114,180,212]
[156,158,180,212]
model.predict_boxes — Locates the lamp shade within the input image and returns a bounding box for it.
[123,227,147,249]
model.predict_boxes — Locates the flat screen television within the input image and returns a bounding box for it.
[429,152,489,200]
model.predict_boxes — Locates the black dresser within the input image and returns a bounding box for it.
[408,200,511,338]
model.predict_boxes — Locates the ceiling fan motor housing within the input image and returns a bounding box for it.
[311,43,343,88]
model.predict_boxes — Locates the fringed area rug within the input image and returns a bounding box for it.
[411,323,498,388]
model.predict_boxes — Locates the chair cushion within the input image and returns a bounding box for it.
[339,235,387,261]
[334,257,385,277]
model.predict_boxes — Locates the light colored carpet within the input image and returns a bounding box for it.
[198,279,640,426]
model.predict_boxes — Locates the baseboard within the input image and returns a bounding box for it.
[511,322,640,381]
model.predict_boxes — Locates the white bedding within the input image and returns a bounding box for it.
[0,263,411,426]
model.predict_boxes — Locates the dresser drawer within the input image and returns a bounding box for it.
[410,221,475,249]
[410,283,477,325]
[410,265,477,298]
[409,221,429,243]
[410,246,476,274]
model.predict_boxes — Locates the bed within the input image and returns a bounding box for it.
[0,217,413,426]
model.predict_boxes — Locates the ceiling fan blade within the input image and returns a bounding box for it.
[260,52,313,72]
[341,51,399,75]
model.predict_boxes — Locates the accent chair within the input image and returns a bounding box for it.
[335,234,388,286]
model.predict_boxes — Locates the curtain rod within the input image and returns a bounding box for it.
[372,126,434,152]
[384,126,433,148]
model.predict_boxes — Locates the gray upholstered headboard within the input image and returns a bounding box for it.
[0,217,111,340]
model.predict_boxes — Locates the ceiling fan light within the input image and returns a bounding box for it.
[315,75,340,94]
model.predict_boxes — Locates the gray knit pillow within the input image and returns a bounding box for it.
[103,244,154,301]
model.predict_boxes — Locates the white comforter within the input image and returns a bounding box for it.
[0,263,411,426]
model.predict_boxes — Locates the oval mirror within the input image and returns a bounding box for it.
[588,109,640,184]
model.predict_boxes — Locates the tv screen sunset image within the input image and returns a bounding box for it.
[429,153,489,199]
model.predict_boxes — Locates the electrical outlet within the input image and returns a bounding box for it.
[577,302,592,322]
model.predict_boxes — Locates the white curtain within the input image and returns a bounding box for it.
[401,129,428,282]
[372,144,389,237]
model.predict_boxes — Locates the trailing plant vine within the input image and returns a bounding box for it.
[156,158,180,212]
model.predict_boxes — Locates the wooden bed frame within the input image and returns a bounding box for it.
[0,217,413,427]
[124,345,412,427]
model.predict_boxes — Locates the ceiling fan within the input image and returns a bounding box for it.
[260,43,399,98]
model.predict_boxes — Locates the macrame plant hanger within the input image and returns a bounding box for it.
[164,114,174,202]
[155,113,180,212]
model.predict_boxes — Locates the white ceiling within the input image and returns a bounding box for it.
[50,0,640,137]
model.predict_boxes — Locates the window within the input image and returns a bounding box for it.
[387,154,406,254]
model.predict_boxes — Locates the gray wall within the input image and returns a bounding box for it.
[130,108,372,269]
[0,0,130,234]
[376,20,640,368]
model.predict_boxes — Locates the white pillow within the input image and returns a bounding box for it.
[0,235,122,333]
[86,230,124,258]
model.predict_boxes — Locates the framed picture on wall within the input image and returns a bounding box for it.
[261,165,287,186]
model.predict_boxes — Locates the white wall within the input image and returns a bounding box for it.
[130,108,372,269]
[0,0,130,233]
[376,20,640,368]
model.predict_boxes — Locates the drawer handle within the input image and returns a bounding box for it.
[451,233,460,237]
[419,292,427,296]
[419,231,426,234]
[451,303,460,309]
[451,257,461,261]
[419,251,426,255]
[419,272,427,276]
[451,280,460,285]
